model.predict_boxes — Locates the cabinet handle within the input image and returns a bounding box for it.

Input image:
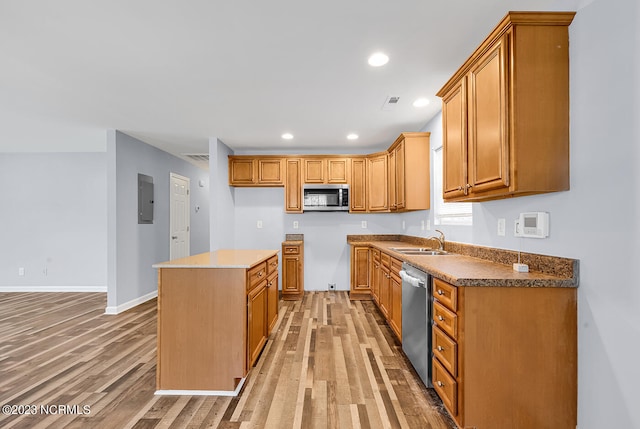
[258,271,263,277]
[437,381,445,388]
[438,315,444,321]
[437,290,444,295]
[437,346,445,352]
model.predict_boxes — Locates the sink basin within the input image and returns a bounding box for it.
[389,247,449,255]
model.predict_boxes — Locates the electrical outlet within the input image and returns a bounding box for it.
[328,283,336,290]
[256,220,263,229]
[421,220,425,231]
[497,218,506,236]
[18,267,24,276]
[293,221,299,229]
[402,220,406,230]
[361,221,367,229]
[426,219,431,230]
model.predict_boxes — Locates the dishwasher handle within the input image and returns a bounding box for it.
[399,270,426,288]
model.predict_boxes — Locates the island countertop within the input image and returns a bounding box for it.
[153,249,279,269]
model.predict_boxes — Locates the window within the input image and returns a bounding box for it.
[433,146,472,225]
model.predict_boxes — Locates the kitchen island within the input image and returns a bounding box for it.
[153,249,279,396]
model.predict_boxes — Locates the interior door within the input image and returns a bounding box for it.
[170,173,190,260]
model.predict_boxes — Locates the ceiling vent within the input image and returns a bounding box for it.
[381,96,400,111]
[182,153,209,170]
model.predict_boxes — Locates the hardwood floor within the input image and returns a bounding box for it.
[0,291,455,429]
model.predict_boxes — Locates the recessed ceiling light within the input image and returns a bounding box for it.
[281,133,293,140]
[368,52,389,67]
[413,98,430,108]
[347,133,359,140]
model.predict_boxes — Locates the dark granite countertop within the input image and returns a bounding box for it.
[347,235,578,288]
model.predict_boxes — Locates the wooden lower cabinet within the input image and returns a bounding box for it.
[282,241,304,299]
[247,280,267,367]
[388,257,402,340]
[156,253,279,393]
[266,255,279,334]
[349,245,370,299]
[431,278,577,429]
[370,249,381,303]
[378,253,391,318]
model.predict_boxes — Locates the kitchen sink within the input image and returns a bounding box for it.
[389,247,450,255]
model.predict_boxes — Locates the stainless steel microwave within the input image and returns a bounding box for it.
[302,184,349,212]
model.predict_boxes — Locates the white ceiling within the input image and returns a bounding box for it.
[0,0,582,161]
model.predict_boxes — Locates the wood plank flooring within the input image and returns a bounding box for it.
[0,291,455,429]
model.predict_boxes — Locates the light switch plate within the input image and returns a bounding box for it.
[361,221,367,229]
[293,221,299,229]
[257,220,263,229]
[497,218,506,236]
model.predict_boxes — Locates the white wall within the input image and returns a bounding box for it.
[418,0,640,426]
[0,153,107,291]
[209,138,236,250]
[107,131,210,312]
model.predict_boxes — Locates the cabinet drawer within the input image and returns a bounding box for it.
[433,357,458,416]
[433,326,458,377]
[433,278,457,312]
[391,257,403,274]
[372,248,381,262]
[248,262,267,290]
[267,255,279,275]
[283,245,300,255]
[381,252,391,269]
[433,301,458,340]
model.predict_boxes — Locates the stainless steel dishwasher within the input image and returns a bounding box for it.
[400,262,432,387]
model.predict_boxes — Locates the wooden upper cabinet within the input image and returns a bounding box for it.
[285,158,302,213]
[437,12,575,202]
[389,132,430,211]
[327,158,349,183]
[257,158,284,185]
[229,156,283,186]
[229,157,256,185]
[350,157,367,212]
[303,157,349,184]
[367,153,389,212]
[303,158,325,183]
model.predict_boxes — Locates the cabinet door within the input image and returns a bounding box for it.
[229,158,256,185]
[379,267,390,318]
[395,142,406,209]
[350,158,367,212]
[285,159,302,213]
[266,272,279,334]
[370,253,380,303]
[367,154,388,211]
[248,282,267,367]
[351,246,370,296]
[303,159,325,183]
[388,150,397,210]
[258,158,284,185]
[442,80,468,200]
[283,255,301,294]
[389,273,402,340]
[327,158,349,183]
[468,34,509,194]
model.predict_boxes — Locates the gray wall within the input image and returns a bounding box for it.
[0,153,107,290]
[209,138,236,250]
[107,131,210,311]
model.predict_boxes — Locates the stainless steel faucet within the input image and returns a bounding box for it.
[434,229,445,250]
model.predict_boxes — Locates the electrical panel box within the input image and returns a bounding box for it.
[138,173,154,224]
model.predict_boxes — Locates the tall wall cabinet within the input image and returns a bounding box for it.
[437,12,575,202]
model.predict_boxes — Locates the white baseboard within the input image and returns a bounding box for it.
[104,290,157,315]
[0,285,107,293]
